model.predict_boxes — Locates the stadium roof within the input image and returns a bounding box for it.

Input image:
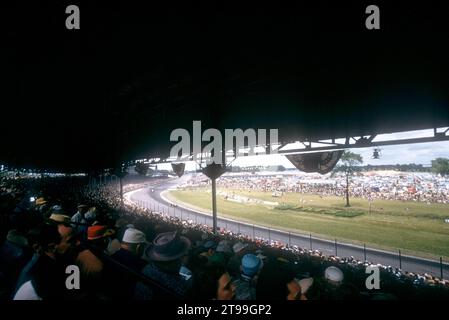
[1,2,448,172]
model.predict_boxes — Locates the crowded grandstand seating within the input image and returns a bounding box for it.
[201,171,449,204]
[1,175,449,300]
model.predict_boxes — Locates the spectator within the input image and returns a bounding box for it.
[256,259,307,300]
[325,266,344,286]
[233,254,263,300]
[209,240,232,266]
[71,204,89,239]
[199,240,217,260]
[87,225,115,247]
[309,266,345,300]
[0,227,31,298]
[136,231,191,300]
[108,228,148,299]
[227,241,248,277]
[48,214,74,241]
[47,213,78,264]
[13,224,66,300]
[190,263,236,300]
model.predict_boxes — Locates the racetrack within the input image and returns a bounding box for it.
[126,177,449,279]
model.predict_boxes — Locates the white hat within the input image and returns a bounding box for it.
[324,266,344,283]
[122,228,147,244]
[216,240,232,254]
[232,242,248,254]
[298,277,314,294]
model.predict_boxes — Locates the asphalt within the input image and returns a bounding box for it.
[126,177,449,279]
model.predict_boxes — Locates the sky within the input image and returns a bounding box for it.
[156,129,449,171]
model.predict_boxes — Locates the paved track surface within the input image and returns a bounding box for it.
[127,177,449,279]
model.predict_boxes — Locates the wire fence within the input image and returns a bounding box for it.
[132,198,449,280]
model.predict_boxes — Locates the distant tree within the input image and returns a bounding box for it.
[135,162,149,176]
[337,151,363,207]
[431,158,449,176]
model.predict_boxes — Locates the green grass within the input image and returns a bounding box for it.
[166,187,449,260]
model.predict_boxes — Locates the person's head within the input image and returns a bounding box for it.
[232,242,248,256]
[48,214,74,239]
[256,259,304,300]
[241,254,263,278]
[48,214,77,258]
[324,266,344,286]
[77,204,88,216]
[87,225,115,250]
[194,264,235,300]
[202,240,217,256]
[27,223,62,259]
[145,231,191,273]
[216,240,232,255]
[121,227,147,256]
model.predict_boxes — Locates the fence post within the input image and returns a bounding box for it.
[440,257,443,279]
[225,221,228,230]
[398,250,402,269]
[335,239,338,256]
[181,209,183,220]
[364,243,367,261]
[204,215,206,225]
[238,222,240,234]
[288,232,291,247]
[268,228,271,242]
[253,224,255,239]
[309,234,312,250]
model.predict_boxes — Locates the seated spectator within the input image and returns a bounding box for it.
[325,266,344,286]
[189,263,236,300]
[47,213,78,264]
[256,259,307,300]
[108,228,148,299]
[71,204,89,239]
[85,207,97,223]
[209,240,232,266]
[48,214,74,241]
[87,224,119,256]
[233,254,263,300]
[113,227,147,266]
[0,228,31,298]
[87,225,115,250]
[199,240,217,260]
[308,266,345,300]
[71,225,116,299]
[227,241,249,277]
[136,231,191,300]
[13,226,47,296]
[51,205,64,213]
[14,224,66,300]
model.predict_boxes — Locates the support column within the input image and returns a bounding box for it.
[212,178,217,233]
[202,163,226,234]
